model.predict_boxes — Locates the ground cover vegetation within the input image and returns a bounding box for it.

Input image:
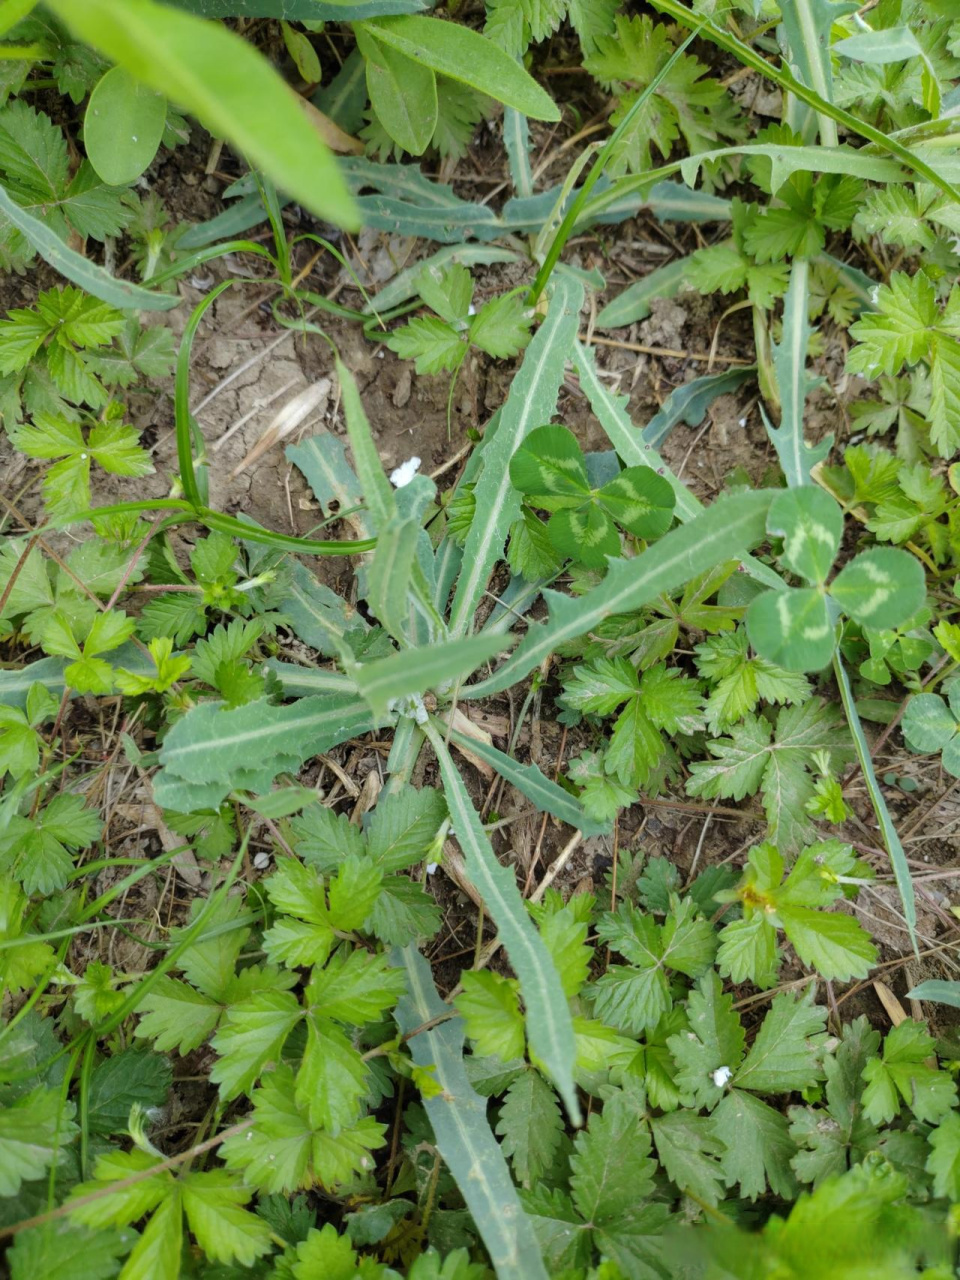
[1,0,960,1276]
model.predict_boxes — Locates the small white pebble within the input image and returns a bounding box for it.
[712,1065,733,1088]
[738,417,747,427]
[253,851,271,871]
[389,456,421,488]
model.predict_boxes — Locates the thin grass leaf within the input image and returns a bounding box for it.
[444,725,610,838]
[528,22,703,304]
[422,720,579,1123]
[464,490,775,699]
[0,184,179,312]
[763,259,830,488]
[833,652,916,954]
[353,634,508,717]
[176,283,232,508]
[395,945,549,1280]
[449,276,583,636]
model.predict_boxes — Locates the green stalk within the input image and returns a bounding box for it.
[833,651,917,955]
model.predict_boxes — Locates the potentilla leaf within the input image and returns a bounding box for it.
[178,1169,273,1267]
[221,1064,386,1196]
[861,1019,958,1125]
[713,1089,798,1202]
[0,1086,78,1198]
[456,971,526,1062]
[650,1111,726,1205]
[777,906,877,982]
[733,988,827,1095]
[210,990,302,1101]
[667,970,745,1109]
[496,1069,564,1188]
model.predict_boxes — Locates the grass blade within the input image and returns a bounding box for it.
[422,719,579,1122]
[833,651,917,955]
[449,275,583,636]
[574,339,779,595]
[395,945,549,1280]
[336,356,396,528]
[649,0,960,205]
[176,282,232,507]
[464,490,775,699]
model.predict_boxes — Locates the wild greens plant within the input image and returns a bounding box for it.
[3,0,960,1277]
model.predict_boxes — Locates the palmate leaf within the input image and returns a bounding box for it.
[221,1063,385,1195]
[861,1019,957,1125]
[687,700,854,855]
